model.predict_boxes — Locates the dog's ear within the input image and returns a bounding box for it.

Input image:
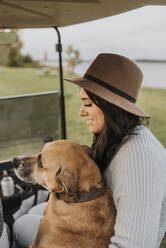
[56,167,78,197]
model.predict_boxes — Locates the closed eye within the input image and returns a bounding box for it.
[84,103,92,107]
[37,154,43,168]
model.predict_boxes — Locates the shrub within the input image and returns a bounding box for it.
[22,55,33,63]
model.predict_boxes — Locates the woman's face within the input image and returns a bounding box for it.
[79,88,105,133]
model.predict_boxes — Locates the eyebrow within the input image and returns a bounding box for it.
[80,97,91,100]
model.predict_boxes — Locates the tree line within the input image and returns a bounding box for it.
[0,30,82,73]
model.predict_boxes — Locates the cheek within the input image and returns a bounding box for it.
[32,168,44,185]
[98,117,105,129]
[94,110,105,132]
[42,171,57,191]
[95,118,105,133]
[89,117,105,133]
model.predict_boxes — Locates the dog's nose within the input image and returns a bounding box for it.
[13,157,21,168]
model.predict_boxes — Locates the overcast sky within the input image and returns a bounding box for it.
[20,5,166,61]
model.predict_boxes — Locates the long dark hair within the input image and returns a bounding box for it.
[85,89,149,173]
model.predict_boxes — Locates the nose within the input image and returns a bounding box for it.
[13,157,22,168]
[79,105,87,117]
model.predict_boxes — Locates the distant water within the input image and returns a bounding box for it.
[41,60,166,89]
[75,61,166,89]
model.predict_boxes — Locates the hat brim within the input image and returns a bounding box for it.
[64,77,151,118]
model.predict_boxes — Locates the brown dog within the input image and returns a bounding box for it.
[13,140,116,248]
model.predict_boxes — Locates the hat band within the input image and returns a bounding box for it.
[84,73,136,103]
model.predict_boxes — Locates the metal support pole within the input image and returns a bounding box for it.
[54,27,67,139]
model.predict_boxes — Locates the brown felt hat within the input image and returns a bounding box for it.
[64,53,150,118]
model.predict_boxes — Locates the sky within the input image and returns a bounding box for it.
[20,5,166,62]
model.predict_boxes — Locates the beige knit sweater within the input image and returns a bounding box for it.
[104,125,166,248]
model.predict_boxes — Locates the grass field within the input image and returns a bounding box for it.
[0,67,166,246]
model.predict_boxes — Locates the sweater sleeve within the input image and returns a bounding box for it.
[107,135,165,248]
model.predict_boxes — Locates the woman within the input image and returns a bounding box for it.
[13,53,166,248]
[65,53,166,248]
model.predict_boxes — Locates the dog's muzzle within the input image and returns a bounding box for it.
[12,156,34,183]
[12,156,31,173]
[13,157,23,168]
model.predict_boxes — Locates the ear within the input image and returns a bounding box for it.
[56,167,78,197]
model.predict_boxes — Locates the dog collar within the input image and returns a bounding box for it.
[56,184,106,204]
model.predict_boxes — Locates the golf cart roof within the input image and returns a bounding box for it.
[0,0,166,28]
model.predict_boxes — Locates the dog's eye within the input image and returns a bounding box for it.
[37,154,43,168]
